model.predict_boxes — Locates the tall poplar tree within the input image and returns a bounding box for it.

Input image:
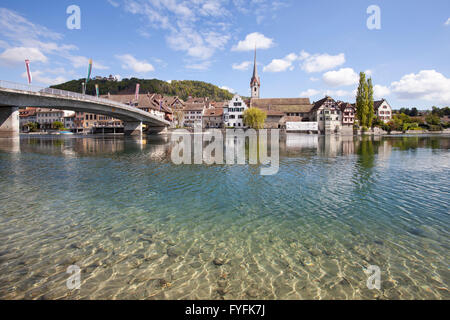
[367,78,374,127]
[356,72,368,127]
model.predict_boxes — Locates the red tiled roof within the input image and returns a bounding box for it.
[204,108,224,117]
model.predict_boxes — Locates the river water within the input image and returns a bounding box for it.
[0,133,448,300]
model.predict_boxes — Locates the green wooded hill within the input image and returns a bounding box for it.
[51,78,234,101]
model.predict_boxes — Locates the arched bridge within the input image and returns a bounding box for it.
[0,80,170,137]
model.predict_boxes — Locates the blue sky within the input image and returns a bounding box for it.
[0,0,449,108]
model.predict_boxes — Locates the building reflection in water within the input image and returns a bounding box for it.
[0,137,20,154]
[2,133,448,167]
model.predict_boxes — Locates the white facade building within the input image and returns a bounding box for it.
[36,109,75,129]
[312,97,342,134]
[374,99,392,123]
[224,94,248,128]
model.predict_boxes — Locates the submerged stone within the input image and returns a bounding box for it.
[309,248,321,257]
[213,258,225,266]
[167,247,183,257]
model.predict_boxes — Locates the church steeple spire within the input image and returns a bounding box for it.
[252,47,258,80]
[250,46,260,99]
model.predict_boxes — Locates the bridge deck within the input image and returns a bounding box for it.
[0,80,170,127]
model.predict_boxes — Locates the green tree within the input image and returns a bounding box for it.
[52,121,65,131]
[367,77,374,127]
[425,114,441,126]
[25,122,38,132]
[173,109,184,128]
[243,108,267,129]
[51,78,234,102]
[356,72,369,128]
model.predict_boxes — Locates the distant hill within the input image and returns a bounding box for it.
[51,78,234,102]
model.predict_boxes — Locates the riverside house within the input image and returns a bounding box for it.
[311,96,342,134]
[104,93,170,121]
[224,94,248,128]
[36,109,75,130]
[19,108,37,131]
[374,99,393,123]
[250,98,313,129]
[203,108,224,128]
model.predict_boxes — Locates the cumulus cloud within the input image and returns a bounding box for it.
[391,70,450,104]
[299,50,346,73]
[232,32,274,51]
[323,68,359,87]
[263,53,297,72]
[0,47,47,64]
[445,18,450,26]
[116,54,155,73]
[232,61,252,71]
[373,85,391,99]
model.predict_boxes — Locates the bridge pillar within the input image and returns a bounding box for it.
[0,107,19,138]
[124,121,143,136]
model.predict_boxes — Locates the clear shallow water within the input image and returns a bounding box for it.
[0,133,448,300]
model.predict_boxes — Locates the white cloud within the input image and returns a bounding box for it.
[323,68,359,87]
[365,69,373,76]
[231,32,274,51]
[185,60,212,71]
[0,8,76,58]
[200,0,225,17]
[124,0,230,64]
[391,70,450,104]
[107,0,120,7]
[0,8,61,42]
[300,89,320,97]
[263,53,297,72]
[233,0,289,24]
[116,54,155,73]
[232,61,252,71]
[21,70,66,85]
[310,77,319,82]
[167,29,229,60]
[445,18,450,26]
[221,86,236,93]
[0,47,47,64]
[373,85,391,99]
[299,50,346,73]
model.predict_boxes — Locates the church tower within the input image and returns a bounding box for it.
[250,48,260,99]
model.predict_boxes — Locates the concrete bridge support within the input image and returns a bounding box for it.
[124,121,143,136]
[0,107,19,138]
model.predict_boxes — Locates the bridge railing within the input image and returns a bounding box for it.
[0,80,167,121]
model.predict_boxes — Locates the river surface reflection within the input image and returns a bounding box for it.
[0,133,448,300]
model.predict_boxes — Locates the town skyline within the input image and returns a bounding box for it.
[0,0,449,109]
